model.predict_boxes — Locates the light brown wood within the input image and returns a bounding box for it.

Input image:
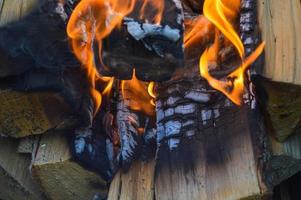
[0,90,73,138]
[154,106,269,200]
[257,0,301,85]
[108,159,156,200]
[0,0,38,26]
[0,137,45,200]
[32,132,108,200]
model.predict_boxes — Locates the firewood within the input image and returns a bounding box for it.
[0,90,74,138]
[154,75,270,200]
[31,132,108,200]
[256,78,301,142]
[257,0,301,85]
[266,131,301,187]
[17,136,39,154]
[108,159,155,200]
[0,0,38,26]
[0,137,45,200]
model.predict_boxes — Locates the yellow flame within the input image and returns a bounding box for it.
[121,70,155,116]
[199,0,265,105]
[67,0,164,114]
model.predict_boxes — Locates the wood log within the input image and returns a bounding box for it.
[257,0,301,85]
[155,103,270,200]
[0,90,73,138]
[17,136,39,154]
[108,159,155,200]
[256,78,301,142]
[0,0,38,26]
[266,131,301,187]
[31,132,108,200]
[0,137,45,200]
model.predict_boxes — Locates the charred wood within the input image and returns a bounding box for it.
[100,0,184,81]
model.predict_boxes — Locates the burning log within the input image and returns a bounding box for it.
[31,132,108,200]
[0,137,45,200]
[68,0,184,82]
[257,0,301,85]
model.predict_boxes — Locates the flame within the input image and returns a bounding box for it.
[184,16,214,49]
[199,0,265,105]
[121,70,155,116]
[67,0,164,114]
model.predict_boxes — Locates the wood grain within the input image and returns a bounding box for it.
[0,137,44,200]
[155,106,268,200]
[0,0,38,26]
[32,132,108,200]
[0,90,72,137]
[108,159,156,200]
[258,0,301,85]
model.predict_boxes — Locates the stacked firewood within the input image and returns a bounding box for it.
[0,0,301,200]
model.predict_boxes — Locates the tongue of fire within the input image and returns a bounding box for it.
[67,0,264,114]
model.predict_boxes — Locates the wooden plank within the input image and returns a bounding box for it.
[0,137,45,200]
[0,90,72,138]
[32,132,108,200]
[155,106,269,200]
[257,0,301,85]
[0,0,38,26]
[108,159,156,200]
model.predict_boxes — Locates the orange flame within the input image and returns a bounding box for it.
[121,70,155,116]
[199,0,265,105]
[67,0,164,114]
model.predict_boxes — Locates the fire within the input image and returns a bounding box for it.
[67,0,164,114]
[121,70,155,116]
[198,0,265,105]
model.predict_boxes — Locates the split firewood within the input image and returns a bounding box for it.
[257,0,301,85]
[0,90,75,138]
[266,131,301,187]
[31,132,108,200]
[107,159,156,200]
[0,137,45,200]
[256,78,301,142]
[17,136,39,154]
[0,0,38,26]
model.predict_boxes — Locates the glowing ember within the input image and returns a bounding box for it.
[199,0,265,105]
[67,0,164,114]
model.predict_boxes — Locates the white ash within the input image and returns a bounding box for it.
[164,108,175,117]
[201,110,212,125]
[74,129,92,154]
[124,18,181,42]
[186,130,195,137]
[174,104,196,115]
[166,96,181,106]
[165,120,182,137]
[184,90,211,103]
[156,123,165,142]
[168,138,180,150]
[183,120,194,127]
